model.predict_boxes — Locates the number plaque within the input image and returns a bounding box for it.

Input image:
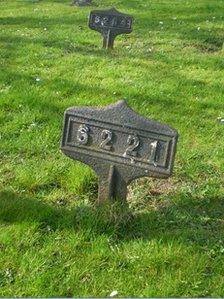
[88,7,133,49]
[61,101,178,203]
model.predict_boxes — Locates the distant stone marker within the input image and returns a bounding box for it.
[72,0,91,6]
[61,101,178,203]
[88,7,133,49]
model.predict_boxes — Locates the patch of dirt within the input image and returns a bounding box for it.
[196,38,223,53]
[129,177,177,197]
[127,177,180,211]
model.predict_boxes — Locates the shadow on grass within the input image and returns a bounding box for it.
[0,34,138,60]
[2,67,223,116]
[0,190,224,247]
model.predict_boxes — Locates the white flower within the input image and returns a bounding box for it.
[35,77,41,82]
[217,117,224,124]
[159,21,163,25]
[109,290,118,297]
[46,225,52,232]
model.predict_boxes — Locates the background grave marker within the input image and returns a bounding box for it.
[61,101,178,203]
[72,0,92,6]
[88,7,133,48]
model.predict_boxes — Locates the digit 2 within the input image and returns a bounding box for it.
[100,129,113,150]
[125,135,140,157]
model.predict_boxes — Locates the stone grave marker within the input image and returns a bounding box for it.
[72,0,92,6]
[88,7,133,49]
[61,101,178,203]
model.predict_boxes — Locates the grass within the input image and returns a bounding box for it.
[0,0,224,296]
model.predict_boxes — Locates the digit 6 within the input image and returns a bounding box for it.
[77,124,89,145]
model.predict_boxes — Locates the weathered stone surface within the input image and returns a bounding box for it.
[61,101,178,203]
[88,7,133,49]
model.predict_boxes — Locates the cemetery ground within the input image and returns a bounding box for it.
[0,0,224,297]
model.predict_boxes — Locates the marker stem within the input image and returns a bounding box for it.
[97,165,127,203]
[103,30,115,49]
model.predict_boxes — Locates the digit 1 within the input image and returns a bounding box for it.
[148,141,158,164]
[111,17,117,27]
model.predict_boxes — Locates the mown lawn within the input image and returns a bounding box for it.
[0,0,224,297]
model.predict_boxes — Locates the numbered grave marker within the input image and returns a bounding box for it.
[61,101,178,203]
[88,7,133,49]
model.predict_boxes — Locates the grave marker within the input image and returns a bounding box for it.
[88,7,133,49]
[61,101,178,203]
[72,0,92,6]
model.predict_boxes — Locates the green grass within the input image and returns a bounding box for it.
[0,0,224,296]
